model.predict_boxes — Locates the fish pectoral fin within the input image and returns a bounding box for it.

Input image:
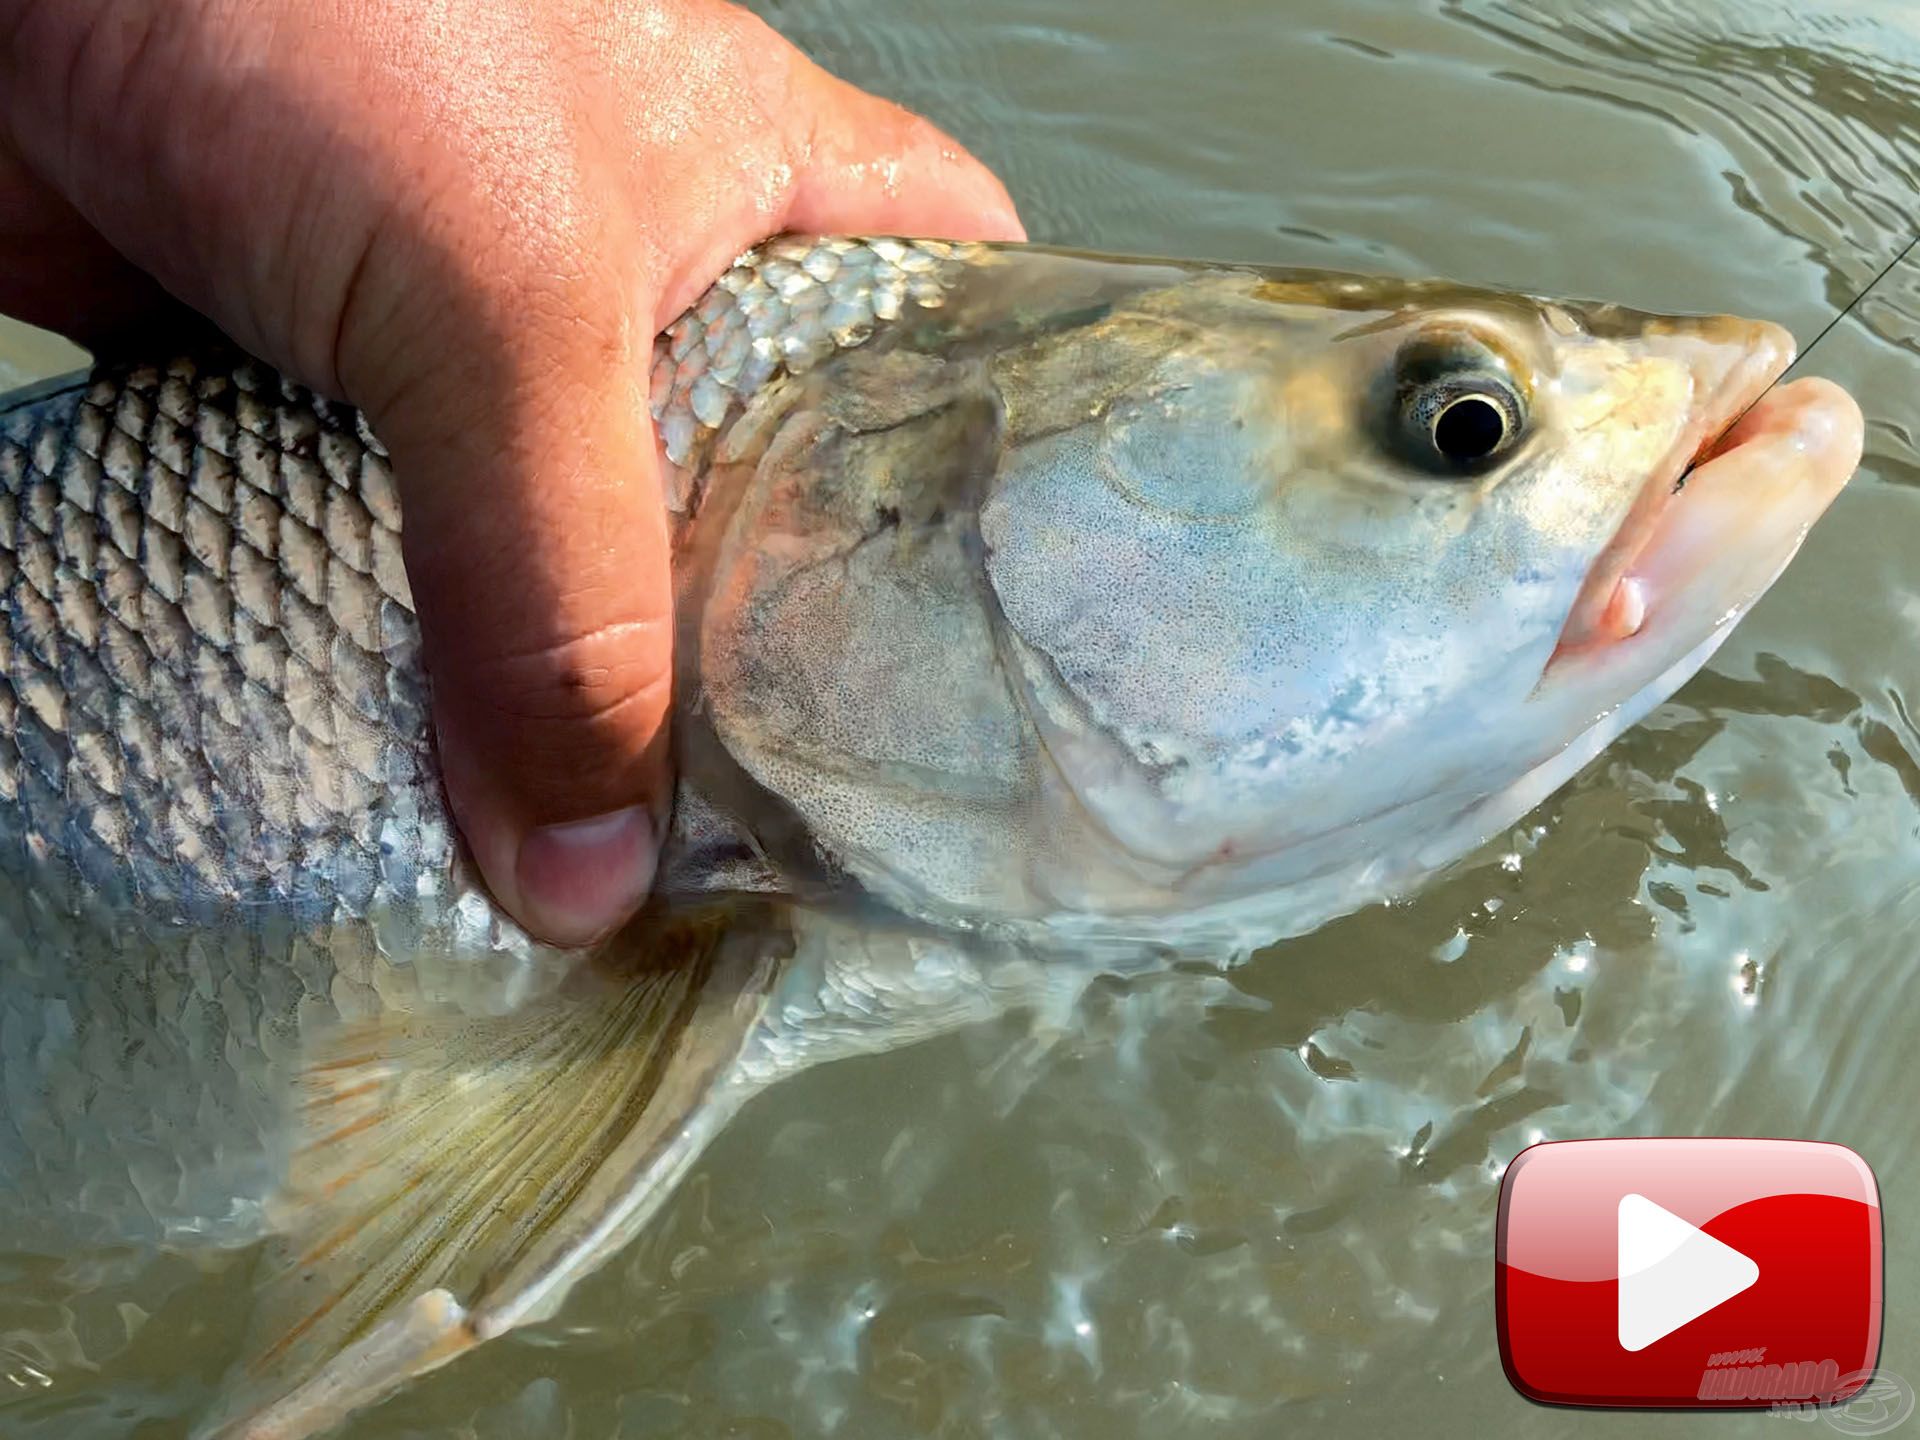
[208,1290,476,1440]
[200,909,785,1440]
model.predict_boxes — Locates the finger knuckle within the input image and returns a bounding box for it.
[475,618,671,736]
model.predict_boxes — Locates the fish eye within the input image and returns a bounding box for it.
[1386,334,1529,477]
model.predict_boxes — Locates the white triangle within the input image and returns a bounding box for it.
[1617,1192,1760,1352]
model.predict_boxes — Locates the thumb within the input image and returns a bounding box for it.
[781,59,1027,244]
[364,279,673,949]
[649,49,1027,329]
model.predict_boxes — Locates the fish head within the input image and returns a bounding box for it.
[976,267,1863,938]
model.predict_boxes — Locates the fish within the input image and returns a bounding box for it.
[0,236,1864,1436]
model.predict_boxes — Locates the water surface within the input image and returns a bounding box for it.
[3,1,1918,1435]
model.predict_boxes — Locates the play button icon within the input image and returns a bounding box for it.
[1616,1193,1759,1351]
[1497,1138,1882,1408]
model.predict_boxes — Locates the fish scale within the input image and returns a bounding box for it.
[650,235,966,495]
[0,356,426,915]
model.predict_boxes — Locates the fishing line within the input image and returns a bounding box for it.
[1688,225,1919,461]
[1784,228,1920,372]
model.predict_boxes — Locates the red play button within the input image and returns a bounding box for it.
[1496,1138,1882,1408]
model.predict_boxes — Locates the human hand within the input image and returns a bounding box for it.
[0,0,1023,944]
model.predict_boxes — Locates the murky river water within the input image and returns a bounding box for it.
[4,0,1920,1435]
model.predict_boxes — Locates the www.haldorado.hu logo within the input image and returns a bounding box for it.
[1700,1347,1848,1402]
[1712,1358,1916,1436]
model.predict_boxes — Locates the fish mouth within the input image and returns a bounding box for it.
[1552,322,1861,660]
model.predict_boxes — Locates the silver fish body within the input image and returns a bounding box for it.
[0,238,971,1248]
[0,351,464,1246]
[0,236,1862,1435]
